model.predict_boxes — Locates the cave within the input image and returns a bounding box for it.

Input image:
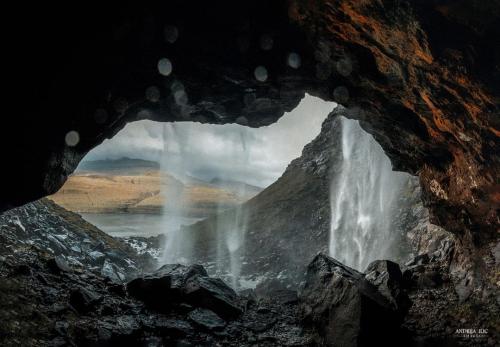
[1,1,499,346]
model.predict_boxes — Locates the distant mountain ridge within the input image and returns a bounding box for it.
[209,177,263,197]
[52,158,263,217]
[77,157,160,174]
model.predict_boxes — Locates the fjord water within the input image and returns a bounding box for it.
[80,213,199,238]
[329,117,409,271]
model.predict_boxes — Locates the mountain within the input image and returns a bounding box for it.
[185,107,441,287]
[209,178,263,199]
[77,158,160,175]
[0,198,156,281]
[50,161,262,217]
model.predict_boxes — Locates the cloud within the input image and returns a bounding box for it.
[83,95,335,187]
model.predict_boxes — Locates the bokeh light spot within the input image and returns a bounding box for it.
[287,52,301,69]
[333,86,350,104]
[254,66,268,82]
[164,25,179,44]
[94,109,108,124]
[336,57,353,77]
[65,131,80,147]
[145,86,160,102]
[158,58,173,76]
[260,35,273,51]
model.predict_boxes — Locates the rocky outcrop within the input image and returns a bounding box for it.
[127,263,243,320]
[288,0,500,240]
[401,239,500,346]
[0,198,496,345]
[0,198,157,281]
[0,248,315,346]
[299,253,410,346]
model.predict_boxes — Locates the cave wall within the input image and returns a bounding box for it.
[3,1,499,243]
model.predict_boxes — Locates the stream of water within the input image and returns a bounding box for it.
[329,117,409,271]
[161,123,192,264]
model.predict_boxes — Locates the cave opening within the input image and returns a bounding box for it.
[2,1,498,344]
[40,94,435,291]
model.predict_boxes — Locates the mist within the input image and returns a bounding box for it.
[81,95,335,187]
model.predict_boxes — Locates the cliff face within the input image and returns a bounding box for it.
[187,107,434,287]
[3,2,498,260]
[287,0,500,240]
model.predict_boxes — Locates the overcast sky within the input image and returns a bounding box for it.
[82,95,335,187]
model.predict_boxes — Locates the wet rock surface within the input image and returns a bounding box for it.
[0,200,497,346]
[127,263,243,320]
[0,251,315,346]
[0,150,496,346]
[364,260,411,316]
[299,254,409,346]
[0,198,157,281]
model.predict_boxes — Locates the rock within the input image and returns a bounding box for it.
[69,287,102,314]
[405,254,430,267]
[403,264,444,290]
[141,316,194,337]
[242,310,277,333]
[100,304,115,316]
[126,263,207,311]
[126,273,172,309]
[188,308,226,331]
[108,283,126,297]
[48,256,71,273]
[54,321,69,336]
[255,278,289,298]
[12,264,32,276]
[273,289,299,305]
[299,254,407,346]
[111,315,141,337]
[454,273,475,302]
[101,258,125,283]
[364,260,411,315]
[185,275,243,320]
[157,263,208,291]
[254,278,298,305]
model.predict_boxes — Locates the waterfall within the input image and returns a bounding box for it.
[214,129,250,289]
[161,123,191,264]
[329,116,408,271]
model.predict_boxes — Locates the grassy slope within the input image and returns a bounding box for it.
[48,170,259,217]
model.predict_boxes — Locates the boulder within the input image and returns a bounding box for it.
[141,316,194,337]
[158,264,208,292]
[126,263,206,310]
[402,264,445,290]
[254,278,298,305]
[69,287,102,314]
[299,254,408,346]
[126,272,171,309]
[188,308,226,331]
[185,275,243,320]
[364,260,411,316]
[126,263,243,319]
[48,256,71,273]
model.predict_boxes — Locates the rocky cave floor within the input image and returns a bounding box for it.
[0,200,498,346]
[1,241,498,346]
